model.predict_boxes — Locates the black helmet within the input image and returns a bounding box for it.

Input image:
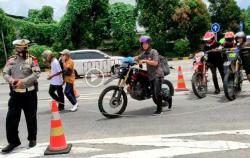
[235,31,246,43]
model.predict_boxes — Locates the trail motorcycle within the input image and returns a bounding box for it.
[191,51,208,98]
[191,50,224,98]
[98,57,174,118]
[223,48,243,101]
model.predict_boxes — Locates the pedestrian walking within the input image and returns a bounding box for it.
[42,50,65,111]
[60,49,78,112]
[2,39,41,153]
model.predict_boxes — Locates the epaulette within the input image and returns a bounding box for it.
[8,55,17,59]
[28,54,39,65]
[27,54,37,59]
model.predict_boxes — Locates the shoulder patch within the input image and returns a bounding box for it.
[27,54,38,65]
[32,58,39,65]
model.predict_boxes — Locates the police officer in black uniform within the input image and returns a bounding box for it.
[2,39,41,153]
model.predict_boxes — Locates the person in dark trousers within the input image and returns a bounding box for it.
[235,31,250,82]
[2,39,41,153]
[60,49,78,112]
[42,50,65,111]
[203,31,224,94]
[135,36,165,115]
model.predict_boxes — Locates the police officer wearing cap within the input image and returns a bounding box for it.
[2,39,41,153]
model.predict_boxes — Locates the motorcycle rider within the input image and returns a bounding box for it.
[203,31,224,94]
[223,31,236,48]
[134,36,168,114]
[235,31,250,82]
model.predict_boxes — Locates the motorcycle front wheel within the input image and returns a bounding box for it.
[98,86,128,118]
[191,72,207,98]
[224,72,237,101]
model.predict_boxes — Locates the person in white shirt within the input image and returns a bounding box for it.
[42,50,65,111]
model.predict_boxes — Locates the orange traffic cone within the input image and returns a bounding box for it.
[44,100,72,155]
[175,66,189,91]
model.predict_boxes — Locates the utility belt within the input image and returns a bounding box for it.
[14,86,35,93]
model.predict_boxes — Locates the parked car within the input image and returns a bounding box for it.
[70,49,123,78]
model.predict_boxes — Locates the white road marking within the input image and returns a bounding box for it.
[0,145,102,158]
[1,129,250,157]
[91,140,250,158]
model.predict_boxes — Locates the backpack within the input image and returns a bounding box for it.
[159,55,170,76]
[59,58,72,76]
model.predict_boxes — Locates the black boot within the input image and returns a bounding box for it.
[214,89,220,94]
[29,140,36,148]
[2,143,20,153]
[154,106,163,115]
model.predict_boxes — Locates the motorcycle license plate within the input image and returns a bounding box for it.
[228,52,236,59]
[224,61,231,66]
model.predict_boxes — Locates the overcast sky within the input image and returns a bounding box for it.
[0,0,249,21]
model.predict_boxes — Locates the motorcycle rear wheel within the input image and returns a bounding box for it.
[153,79,174,109]
[98,86,128,118]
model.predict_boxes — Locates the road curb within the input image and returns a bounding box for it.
[168,57,193,61]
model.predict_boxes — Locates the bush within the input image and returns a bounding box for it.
[174,38,190,57]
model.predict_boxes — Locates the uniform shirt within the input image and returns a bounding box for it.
[138,49,164,80]
[50,58,63,86]
[63,58,75,84]
[3,54,41,88]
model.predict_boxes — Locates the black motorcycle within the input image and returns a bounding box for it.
[98,57,174,118]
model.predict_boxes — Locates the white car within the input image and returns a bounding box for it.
[70,49,123,77]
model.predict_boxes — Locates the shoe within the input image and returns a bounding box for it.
[29,140,36,148]
[214,89,220,94]
[70,103,78,112]
[1,143,20,153]
[58,107,65,112]
[153,109,163,115]
[168,102,172,110]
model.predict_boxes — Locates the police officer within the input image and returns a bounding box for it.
[2,39,41,153]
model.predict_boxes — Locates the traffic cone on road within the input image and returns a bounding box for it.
[44,100,72,155]
[175,66,189,91]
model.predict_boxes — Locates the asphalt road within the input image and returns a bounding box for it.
[0,60,250,158]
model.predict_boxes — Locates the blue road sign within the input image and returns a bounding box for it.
[211,23,220,33]
[240,21,244,31]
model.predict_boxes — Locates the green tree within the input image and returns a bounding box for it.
[174,38,190,57]
[56,0,109,50]
[209,0,242,34]
[172,0,211,50]
[10,18,58,46]
[0,9,16,67]
[109,3,137,53]
[242,7,250,35]
[136,0,180,54]
[28,6,54,24]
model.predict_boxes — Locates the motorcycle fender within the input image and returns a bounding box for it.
[224,61,231,66]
